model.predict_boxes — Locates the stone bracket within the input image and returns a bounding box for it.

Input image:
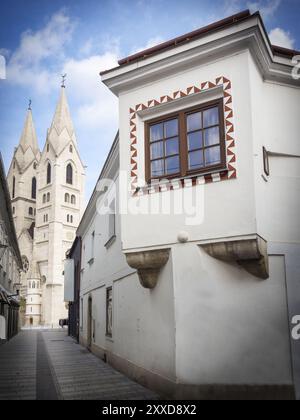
[199,235,269,279]
[125,248,171,289]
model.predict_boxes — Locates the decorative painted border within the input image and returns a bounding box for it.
[129,76,236,194]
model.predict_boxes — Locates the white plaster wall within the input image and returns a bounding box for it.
[172,243,292,384]
[118,51,257,251]
[248,52,300,244]
[80,174,176,381]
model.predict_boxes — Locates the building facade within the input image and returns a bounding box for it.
[65,236,82,341]
[7,86,85,327]
[0,153,22,343]
[68,10,300,399]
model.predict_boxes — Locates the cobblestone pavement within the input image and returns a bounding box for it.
[0,330,158,400]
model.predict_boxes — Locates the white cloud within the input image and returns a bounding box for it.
[130,36,165,55]
[247,0,281,19]
[0,48,10,58]
[6,10,75,93]
[223,0,243,16]
[62,52,119,129]
[224,0,281,20]
[269,27,295,49]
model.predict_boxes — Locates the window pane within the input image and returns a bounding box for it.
[203,107,219,127]
[205,146,221,165]
[188,150,204,170]
[150,123,163,142]
[151,159,164,177]
[151,141,164,159]
[187,112,202,132]
[204,126,220,146]
[164,119,178,138]
[165,138,179,156]
[188,131,203,151]
[165,156,180,174]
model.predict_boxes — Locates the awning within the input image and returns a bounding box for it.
[8,296,20,307]
[0,289,10,305]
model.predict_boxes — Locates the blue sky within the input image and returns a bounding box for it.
[0,0,299,201]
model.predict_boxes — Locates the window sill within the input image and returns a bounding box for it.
[105,235,116,249]
[105,334,113,342]
[140,167,228,192]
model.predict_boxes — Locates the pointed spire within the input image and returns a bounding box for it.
[19,107,39,155]
[50,87,75,140]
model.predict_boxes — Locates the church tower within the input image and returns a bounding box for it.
[34,84,85,326]
[7,104,41,299]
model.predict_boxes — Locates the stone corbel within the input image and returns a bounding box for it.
[199,235,269,279]
[125,248,171,289]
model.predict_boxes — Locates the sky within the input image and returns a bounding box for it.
[0,0,299,201]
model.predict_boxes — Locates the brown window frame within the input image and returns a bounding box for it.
[145,98,226,184]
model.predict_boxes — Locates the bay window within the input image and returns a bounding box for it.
[145,99,226,182]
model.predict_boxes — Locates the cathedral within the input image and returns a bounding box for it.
[7,84,85,327]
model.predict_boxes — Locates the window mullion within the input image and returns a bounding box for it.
[179,112,187,177]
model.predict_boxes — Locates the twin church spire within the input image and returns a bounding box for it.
[19,107,39,156]
[16,78,75,162]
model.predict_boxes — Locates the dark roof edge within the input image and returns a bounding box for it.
[117,10,252,67]
[100,10,300,77]
[77,131,119,234]
[272,45,300,58]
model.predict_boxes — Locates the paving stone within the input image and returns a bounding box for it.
[0,330,159,400]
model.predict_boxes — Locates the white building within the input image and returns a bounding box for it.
[0,153,22,342]
[7,86,85,327]
[71,10,300,399]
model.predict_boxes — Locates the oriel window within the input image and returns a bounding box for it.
[145,99,226,182]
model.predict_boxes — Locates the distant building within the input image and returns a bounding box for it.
[70,10,300,400]
[7,86,85,327]
[65,236,82,341]
[0,153,22,342]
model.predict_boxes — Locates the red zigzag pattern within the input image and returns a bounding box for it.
[129,76,237,193]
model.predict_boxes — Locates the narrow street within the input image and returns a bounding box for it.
[0,330,158,400]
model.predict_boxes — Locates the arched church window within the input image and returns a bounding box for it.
[67,214,70,223]
[47,144,50,152]
[12,176,16,198]
[43,194,46,204]
[12,207,15,215]
[31,177,37,199]
[29,207,33,216]
[13,161,16,169]
[66,163,73,185]
[32,281,35,289]
[47,192,50,202]
[65,193,70,203]
[71,195,76,204]
[69,144,73,153]
[47,163,51,184]
[70,215,73,223]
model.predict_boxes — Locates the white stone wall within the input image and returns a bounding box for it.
[94,26,300,392]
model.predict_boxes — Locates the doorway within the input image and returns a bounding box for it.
[87,296,92,350]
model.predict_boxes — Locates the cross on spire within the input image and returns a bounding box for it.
[28,99,32,110]
[61,73,67,88]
